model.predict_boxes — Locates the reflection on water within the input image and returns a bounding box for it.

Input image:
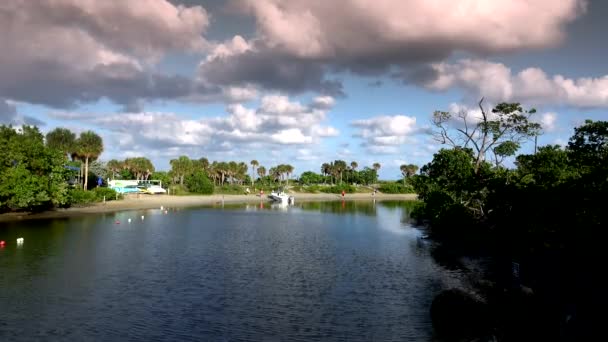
[0,200,460,341]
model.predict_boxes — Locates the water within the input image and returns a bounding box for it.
[1,201,461,341]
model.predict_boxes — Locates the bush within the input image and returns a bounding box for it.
[68,189,98,205]
[319,184,356,194]
[215,184,245,194]
[378,182,416,194]
[184,172,214,194]
[93,187,120,201]
[68,187,121,206]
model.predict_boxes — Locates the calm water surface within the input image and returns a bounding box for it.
[1,201,461,341]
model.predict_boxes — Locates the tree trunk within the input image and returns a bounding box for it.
[84,156,89,191]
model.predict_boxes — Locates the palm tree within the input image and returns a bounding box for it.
[321,163,331,183]
[373,162,381,172]
[257,166,266,185]
[45,127,76,159]
[333,160,347,184]
[75,131,104,190]
[250,160,259,186]
[106,159,123,179]
[170,156,192,185]
[350,161,358,171]
[285,164,294,186]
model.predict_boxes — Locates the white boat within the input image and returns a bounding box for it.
[143,185,167,194]
[268,190,294,204]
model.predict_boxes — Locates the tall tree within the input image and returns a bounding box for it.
[170,156,192,186]
[250,160,259,186]
[373,163,381,172]
[285,164,294,186]
[106,159,123,179]
[75,131,103,190]
[45,127,76,159]
[257,166,266,185]
[333,160,347,184]
[124,157,155,180]
[400,164,419,185]
[432,99,541,173]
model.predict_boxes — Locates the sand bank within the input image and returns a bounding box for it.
[0,192,418,222]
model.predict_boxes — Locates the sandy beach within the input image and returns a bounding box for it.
[0,192,418,222]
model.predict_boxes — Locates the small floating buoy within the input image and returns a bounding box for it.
[0,240,5,247]
[164,210,168,214]
[160,206,164,210]
[16,238,24,245]
[128,218,132,223]
[141,215,144,220]
[115,220,120,224]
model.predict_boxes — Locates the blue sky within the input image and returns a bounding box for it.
[1,0,607,179]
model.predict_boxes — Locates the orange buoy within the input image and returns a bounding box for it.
[0,240,5,247]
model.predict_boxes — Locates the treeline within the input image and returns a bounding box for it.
[0,125,115,212]
[413,101,605,340]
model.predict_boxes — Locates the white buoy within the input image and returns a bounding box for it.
[160,206,164,210]
[128,218,132,223]
[16,237,24,245]
[141,215,145,220]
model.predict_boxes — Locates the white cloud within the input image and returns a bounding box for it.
[351,115,419,154]
[296,148,319,161]
[237,0,584,59]
[426,59,608,108]
[540,112,558,132]
[49,94,339,159]
[271,128,313,144]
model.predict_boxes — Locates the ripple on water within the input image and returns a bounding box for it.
[0,203,461,341]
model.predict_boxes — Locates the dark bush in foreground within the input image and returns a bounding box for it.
[431,288,491,339]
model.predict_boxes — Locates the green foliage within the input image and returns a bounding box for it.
[319,184,356,194]
[184,171,214,194]
[378,182,415,194]
[68,189,98,205]
[0,125,70,212]
[45,127,76,158]
[151,171,171,188]
[93,187,120,201]
[415,119,608,339]
[299,171,325,185]
[68,187,121,205]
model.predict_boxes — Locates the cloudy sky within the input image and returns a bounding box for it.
[1,0,606,179]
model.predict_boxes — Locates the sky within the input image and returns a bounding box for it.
[1,0,607,179]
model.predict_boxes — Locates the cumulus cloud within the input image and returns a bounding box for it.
[0,0,210,108]
[539,112,558,132]
[421,59,608,107]
[351,114,422,154]
[196,0,585,94]
[50,94,340,157]
[237,0,584,59]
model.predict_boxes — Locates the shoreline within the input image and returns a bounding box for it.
[0,193,418,222]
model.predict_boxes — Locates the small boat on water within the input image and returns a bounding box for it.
[268,190,294,204]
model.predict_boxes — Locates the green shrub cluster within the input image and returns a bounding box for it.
[378,182,416,194]
[319,184,356,194]
[68,187,121,205]
[184,171,214,194]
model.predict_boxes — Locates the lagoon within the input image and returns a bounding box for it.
[0,201,460,341]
